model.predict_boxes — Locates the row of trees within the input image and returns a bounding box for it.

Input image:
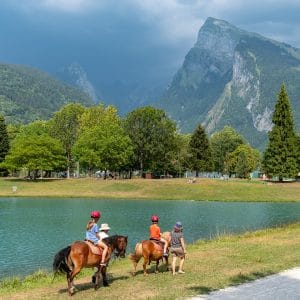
[0,84,299,181]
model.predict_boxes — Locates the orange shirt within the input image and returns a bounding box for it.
[149,224,161,240]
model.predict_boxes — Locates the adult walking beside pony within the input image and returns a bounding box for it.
[170,221,186,275]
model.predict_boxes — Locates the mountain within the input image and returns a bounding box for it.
[159,17,300,149]
[57,63,98,104]
[0,63,93,124]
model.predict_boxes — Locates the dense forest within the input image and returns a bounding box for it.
[0,63,93,124]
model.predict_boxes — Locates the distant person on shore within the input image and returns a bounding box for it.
[170,221,186,275]
[149,215,168,256]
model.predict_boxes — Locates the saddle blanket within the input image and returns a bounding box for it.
[84,240,103,256]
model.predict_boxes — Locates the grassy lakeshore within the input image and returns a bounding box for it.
[0,177,300,201]
[1,222,300,299]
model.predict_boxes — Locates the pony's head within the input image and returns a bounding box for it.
[104,235,128,258]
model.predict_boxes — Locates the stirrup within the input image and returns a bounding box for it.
[163,252,168,257]
[100,263,107,267]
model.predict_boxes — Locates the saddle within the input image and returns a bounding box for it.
[149,238,164,250]
[84,240,103,256]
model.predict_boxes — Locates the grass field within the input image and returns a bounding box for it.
[0,177,300,201]
[1,222,300,299]
[1,177,299,299]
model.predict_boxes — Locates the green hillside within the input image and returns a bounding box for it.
[0,63,93,123]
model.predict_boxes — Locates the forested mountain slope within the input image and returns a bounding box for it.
[0,63,93,123]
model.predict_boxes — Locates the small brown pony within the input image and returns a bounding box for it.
[129,231,171,276]
[53,235,127,295]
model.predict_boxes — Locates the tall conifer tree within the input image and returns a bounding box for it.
[188,124,213,176]
[263,84,298,181]
[0,115,9,176]
[0,115,9,162]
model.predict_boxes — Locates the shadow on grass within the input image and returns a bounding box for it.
[130,260,170,276]
[58,275,129,295]
[229,270,275,286]
[188,286,215,295]
[187,270,276,296]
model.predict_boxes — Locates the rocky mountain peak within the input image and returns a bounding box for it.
[195,17,244,64]
[159,17,300,149]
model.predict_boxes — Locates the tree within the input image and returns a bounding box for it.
[188,124,213,176]
[49,103,85,178]
[72,106,133,175]
[169,133,191,177]
[1,132,66,179]
[263,84,298,181]
[124,106,177,176]
[0,115,9,176]
[297,134,300,173]
[225,144,261,178]
[79,104,119,131]
[210,126,245,173]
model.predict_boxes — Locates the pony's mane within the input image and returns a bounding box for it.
[103,235,118,245]
[103,235,127,245]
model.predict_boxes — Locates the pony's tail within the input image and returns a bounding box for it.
[129,242,142,263]
[53,246,72,274]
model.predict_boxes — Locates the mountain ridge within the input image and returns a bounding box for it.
[0,63,93,124]
[158,17,300,149]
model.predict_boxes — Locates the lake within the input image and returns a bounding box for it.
[1,197,300,279]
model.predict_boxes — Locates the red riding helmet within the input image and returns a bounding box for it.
[90,210,101,218]
[151,215,159,222]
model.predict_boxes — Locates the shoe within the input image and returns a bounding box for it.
[100,263,107,267]
[178,270,185,274]
[163,252,168,257]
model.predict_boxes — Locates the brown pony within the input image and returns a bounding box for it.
[129,231,171,276]
[53,235,127,295]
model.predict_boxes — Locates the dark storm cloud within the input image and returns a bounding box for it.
[1,0,300,85]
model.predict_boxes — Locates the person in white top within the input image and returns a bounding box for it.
[92,223,111,284]
[99,223,110,240]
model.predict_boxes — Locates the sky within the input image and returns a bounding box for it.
[1,0,300,93]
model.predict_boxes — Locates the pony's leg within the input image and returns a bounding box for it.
[143,256,149,276]
[131,260,137,275]
[67,273,76,296]
[67,265,82,295]
[155,260,159,273]
[165,256,170,271]
[101,266,109,287]
[67,273,73,296]
[94,268,101,290]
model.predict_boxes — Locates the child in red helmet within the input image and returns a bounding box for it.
[86,210,108,266]
[149,215,168,256]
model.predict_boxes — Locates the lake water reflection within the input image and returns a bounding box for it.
[0,197,300,279]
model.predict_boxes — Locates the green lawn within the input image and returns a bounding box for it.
[1,222,300,299]
[0,177,300,201]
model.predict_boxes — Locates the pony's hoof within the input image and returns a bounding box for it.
[143,273,148,276]
[94,284,100,291]
[130,271,136,276]
[91,275,96,284]
[69,286,75,296]
[103,281,109,287]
